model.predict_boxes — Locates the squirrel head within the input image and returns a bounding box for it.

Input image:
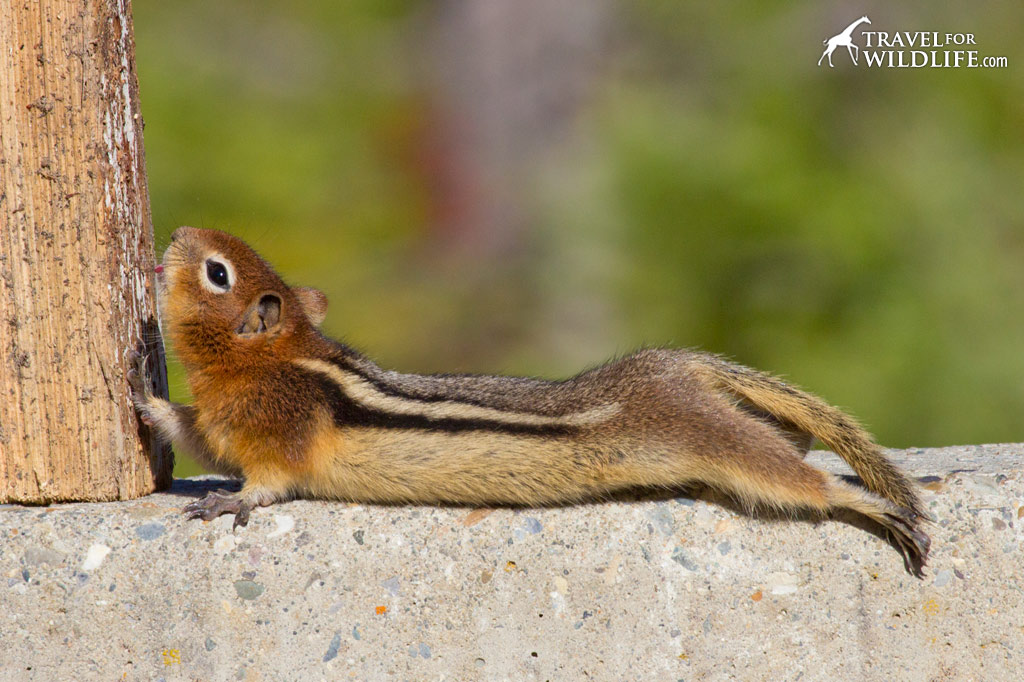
[157,226,329,371]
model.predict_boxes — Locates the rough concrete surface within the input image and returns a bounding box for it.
[1,444,1022,681]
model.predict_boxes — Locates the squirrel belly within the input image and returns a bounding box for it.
[129,226,930,575]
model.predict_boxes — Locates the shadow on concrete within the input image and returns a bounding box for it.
[164,471,928,577]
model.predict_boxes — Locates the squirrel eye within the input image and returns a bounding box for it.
[206,260,230,289]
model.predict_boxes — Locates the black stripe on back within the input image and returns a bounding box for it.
[307,372,575,437]
[323,354,565,415]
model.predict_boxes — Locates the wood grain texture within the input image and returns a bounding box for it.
[0,0,171,501]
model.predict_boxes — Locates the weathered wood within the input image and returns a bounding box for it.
[0,0,171,501]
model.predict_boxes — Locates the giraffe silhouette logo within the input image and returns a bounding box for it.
[818,16,872,67]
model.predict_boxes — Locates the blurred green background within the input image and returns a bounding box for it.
[133,1,1024,477]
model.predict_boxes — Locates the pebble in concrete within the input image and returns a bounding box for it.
[671,546,699,571]
[135,522,165,540]
[233,580,264,600]
[80,544,111,571]
[323,633,341,662]
[267,514,294,538]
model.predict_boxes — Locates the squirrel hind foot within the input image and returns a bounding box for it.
[828,478,931,576]
[882,508,931,578]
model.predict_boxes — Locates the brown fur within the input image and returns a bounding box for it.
[129,226,930,574]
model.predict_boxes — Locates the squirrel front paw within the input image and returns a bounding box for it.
[183,489,254,530]
[127,339,155,425]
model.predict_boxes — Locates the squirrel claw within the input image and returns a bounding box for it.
[127,339,147,369]
[126,367,141,391]
[232,506,251,531]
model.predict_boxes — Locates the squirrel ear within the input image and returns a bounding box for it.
[237,293,283,336]
[294,287,328,326]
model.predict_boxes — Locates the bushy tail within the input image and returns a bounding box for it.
[696,354,926,519]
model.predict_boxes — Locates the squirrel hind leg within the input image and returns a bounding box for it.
[698,440,930,575]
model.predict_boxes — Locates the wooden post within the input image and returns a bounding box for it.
[0,0,172,502]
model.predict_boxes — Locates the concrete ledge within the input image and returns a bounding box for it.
[1,444,1022,680]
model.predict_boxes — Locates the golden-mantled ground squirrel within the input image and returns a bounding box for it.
[129,227,930,574]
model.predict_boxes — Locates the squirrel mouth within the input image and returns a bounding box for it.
[155,265,164,274]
